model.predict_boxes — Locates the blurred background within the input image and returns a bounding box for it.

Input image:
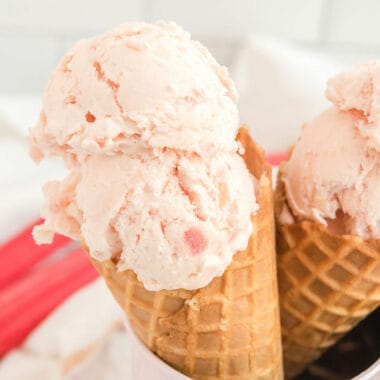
[1,0,380,94]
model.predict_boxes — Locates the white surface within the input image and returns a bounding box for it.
[354,359,380,380]
[125,319,189,380]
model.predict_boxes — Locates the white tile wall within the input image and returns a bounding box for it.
[1,0,380,94]
[329,0,380,45]
[251,0,323,41]
[0,32,57,93]
[144,0,254,37]
[1,0,142,31]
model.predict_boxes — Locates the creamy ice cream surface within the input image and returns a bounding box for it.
[282,62,380,239]
[30,21,239,165]
[31,21,257,291]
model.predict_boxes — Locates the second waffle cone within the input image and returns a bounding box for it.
[88,127,283,379]
[275,168,380,379]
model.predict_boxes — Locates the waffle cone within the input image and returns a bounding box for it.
[87,127,283,379]
[275,167,380,379]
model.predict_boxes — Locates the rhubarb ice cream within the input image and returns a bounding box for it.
[30,21,256,290]
[29,21,239,165]
[281,61,380,239]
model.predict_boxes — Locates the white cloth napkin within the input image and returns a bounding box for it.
[233,36,343,152]
[0,38,343,379]
[0,280,130,380]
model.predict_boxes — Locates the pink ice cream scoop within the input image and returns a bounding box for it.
[30,21,239,165]
[282,61,380,239]
[31,21,256,291]
[34,150,254,290]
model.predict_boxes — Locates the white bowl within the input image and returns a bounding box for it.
[124,318,190,380]
[354,358,380,380]
[124,318,379,380]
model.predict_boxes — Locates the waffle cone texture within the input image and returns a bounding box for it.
[275,167,380,379]
[88,127,283,380]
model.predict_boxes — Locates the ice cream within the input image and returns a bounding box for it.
[29,21,239,165]
[281,61,380,239]
[30,21,256,291]
[275,62,380,378]
[326,61,380,149]
[35,150,255,290]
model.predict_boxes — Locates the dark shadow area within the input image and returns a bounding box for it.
[296,308,380,380]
